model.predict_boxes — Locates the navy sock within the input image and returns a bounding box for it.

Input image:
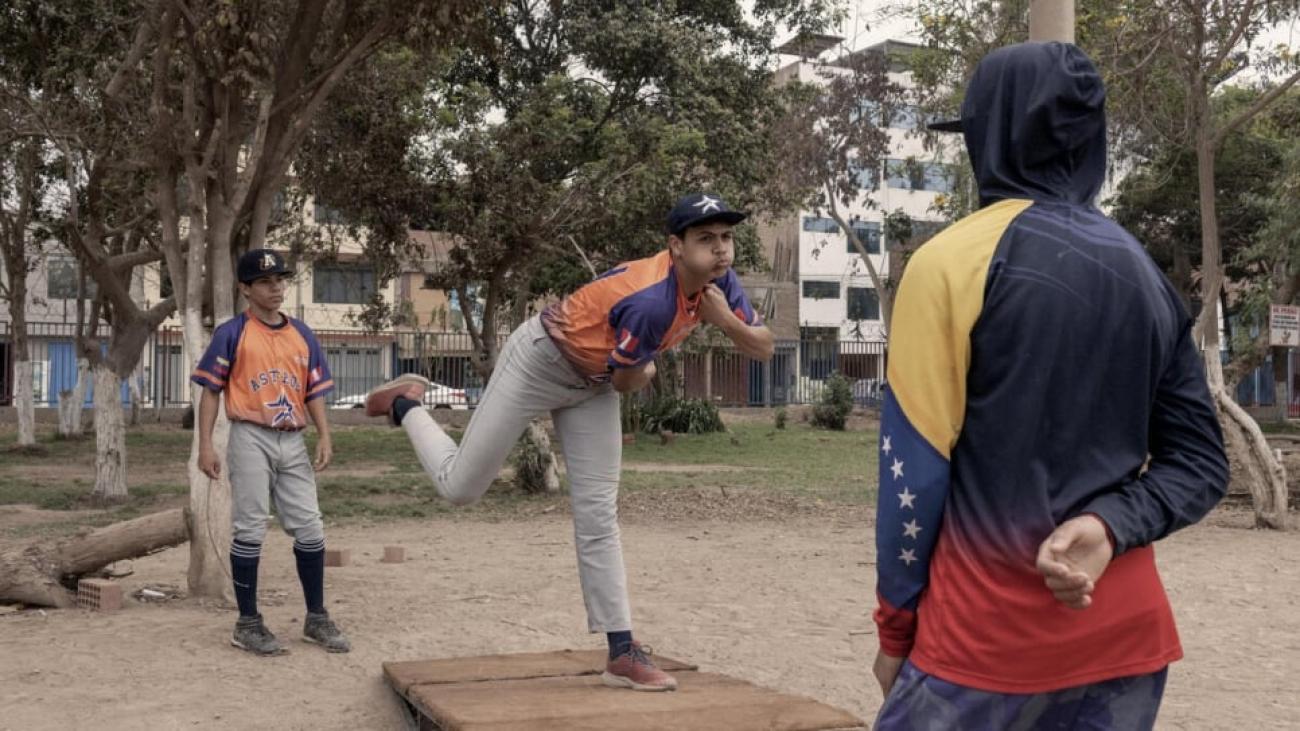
[607,630,634,659]
[293,539,327,615]
[392,396,421,425]
[230,540,262,618]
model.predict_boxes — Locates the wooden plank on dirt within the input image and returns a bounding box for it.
[385,651,865,731]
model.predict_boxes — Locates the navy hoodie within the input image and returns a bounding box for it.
[873,42,1227,693]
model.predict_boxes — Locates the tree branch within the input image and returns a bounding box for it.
[105,21,155,98]
[1214,68,1300,148]
[1208,0,1258,75]
[109,248,166,272]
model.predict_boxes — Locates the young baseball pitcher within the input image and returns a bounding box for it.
[364,193,775,691]
[192,248,350,656]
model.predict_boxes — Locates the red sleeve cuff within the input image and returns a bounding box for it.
[873,598,917,657]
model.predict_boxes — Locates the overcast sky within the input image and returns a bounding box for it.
[783,1,1299,69]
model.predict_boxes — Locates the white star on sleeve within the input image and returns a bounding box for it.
[881,435,892,454]
[903,519,922,539]
[897,488,916,509]
[890,458,904,480]
[899,548,917,566]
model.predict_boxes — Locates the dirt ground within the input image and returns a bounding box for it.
[1,505,1297,731]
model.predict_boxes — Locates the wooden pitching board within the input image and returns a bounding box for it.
[383,649,867,731]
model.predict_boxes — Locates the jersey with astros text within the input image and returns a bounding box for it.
[191,312,333,430]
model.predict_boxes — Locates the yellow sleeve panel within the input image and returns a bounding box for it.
[887,198,1035,459]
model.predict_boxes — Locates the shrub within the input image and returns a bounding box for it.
[811,373,853,430]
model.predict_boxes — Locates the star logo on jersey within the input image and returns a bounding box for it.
[692,195,723,214]
[265,391,296,427]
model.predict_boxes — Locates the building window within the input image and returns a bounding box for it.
[850,161,879,191]
[313,262,375,304]
[846,222,882,255]
[848,287,881,321]
[802,216,839,234]
[886,104,920,130]
[47,257,97,300]
[885,159,954,193]
[802,280,840,300]
[313,202,346,225]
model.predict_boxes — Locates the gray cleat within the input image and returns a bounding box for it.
[303,611,351,653]
[231,615,288,656]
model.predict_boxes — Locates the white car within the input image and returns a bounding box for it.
[330,381,472,410]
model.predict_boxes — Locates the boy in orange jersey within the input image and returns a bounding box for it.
[365,193,774,691]
[192,249,349,656]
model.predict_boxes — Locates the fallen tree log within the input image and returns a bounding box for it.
[0,508,188,608]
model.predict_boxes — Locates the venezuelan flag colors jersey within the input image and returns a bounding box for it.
[541,250,760,380]
[191,312,334,430]
[876,42,1228,695]
[875,200,1229,693]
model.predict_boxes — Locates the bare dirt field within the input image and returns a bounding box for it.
[1,505,1297,731]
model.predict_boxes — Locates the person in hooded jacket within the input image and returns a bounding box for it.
[870,42,1228,729]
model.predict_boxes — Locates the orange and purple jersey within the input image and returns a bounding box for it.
[191,312,333,430]
[541,250,760,381]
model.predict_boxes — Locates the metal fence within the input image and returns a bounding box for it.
[0,322,887,410]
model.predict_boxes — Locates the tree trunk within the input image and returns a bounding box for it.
[128,372,143,426]
[1208,355,1290,528]
[1196,129,1289,529]
[1028,0,1075,43]
[184,330,234,602]
[515,420,562,495]
[0,508,188,608]
[14,360,36,448]
[57,358,91,438]
[90,363,128,502]
[1273,346,1289,423]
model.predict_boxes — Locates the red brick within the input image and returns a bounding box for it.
[382,546,406,564]
[76,578,123,611]
[324,548,351,567]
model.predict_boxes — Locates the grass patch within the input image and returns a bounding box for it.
[621,422,877,503]
[0,420,878,533]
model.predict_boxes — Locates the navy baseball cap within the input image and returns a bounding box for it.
[666,193,747,236]
[237,249,294,284]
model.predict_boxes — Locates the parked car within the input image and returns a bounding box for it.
[330,381,471,410]
[852,378,886,406]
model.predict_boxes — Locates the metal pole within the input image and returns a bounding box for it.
[1028,0,1075,44]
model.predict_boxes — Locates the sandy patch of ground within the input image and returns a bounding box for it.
[1,506,1296,730]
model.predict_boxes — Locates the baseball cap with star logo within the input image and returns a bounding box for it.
[666,193,747,236]
[237,248,295,284]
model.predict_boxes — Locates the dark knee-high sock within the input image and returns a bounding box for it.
[392,396,421,424]
[230,539,262,618]
[294,538,326,615]
[607,630,634,659]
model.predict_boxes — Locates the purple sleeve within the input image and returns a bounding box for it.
[606,301,666,370]
[292,320,335,401]
[190,319,239,392]
[714,269,762,325]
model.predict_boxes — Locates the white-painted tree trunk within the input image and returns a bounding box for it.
[58,358,90,438]
[90,364,128,501]
[184,302,234,603]
[14,360,36,447]
[128,372,143,426]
